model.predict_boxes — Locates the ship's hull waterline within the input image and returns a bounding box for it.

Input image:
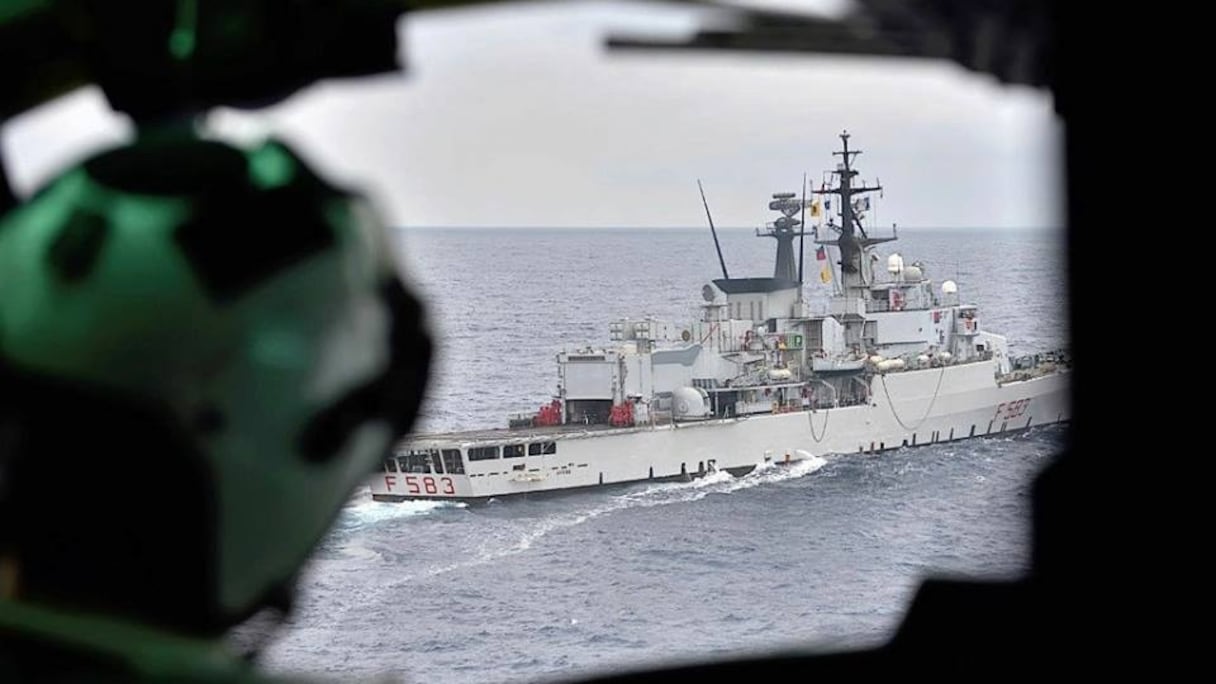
[370,361,1069,503]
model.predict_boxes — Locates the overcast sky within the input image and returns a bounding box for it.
[1,0,1062,230]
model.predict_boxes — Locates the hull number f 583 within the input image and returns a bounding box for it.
[383,475,456,495]
[993,398,1031,421]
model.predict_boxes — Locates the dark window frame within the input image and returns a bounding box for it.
[468,446,500,461]
[528,441,557,456]
[441,448,465,474]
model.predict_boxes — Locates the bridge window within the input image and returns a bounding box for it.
[528,441,557,456]
[468,446,499,461]
[383,458,398,473]
[503,444,525,458]
[398,450,435,473]
[442,449,465,474]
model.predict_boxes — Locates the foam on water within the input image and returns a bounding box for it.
[389,455,828,582]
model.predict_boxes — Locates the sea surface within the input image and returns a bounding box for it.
[260,227,1070,683]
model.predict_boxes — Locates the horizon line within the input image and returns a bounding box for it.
[392,225,1062,231]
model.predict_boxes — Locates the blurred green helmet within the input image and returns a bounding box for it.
[0,135,430,633]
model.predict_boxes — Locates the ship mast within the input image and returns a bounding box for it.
[814,130,895,296]
[758,192,807,282]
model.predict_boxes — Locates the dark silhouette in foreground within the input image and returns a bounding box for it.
[2,1,1108,681]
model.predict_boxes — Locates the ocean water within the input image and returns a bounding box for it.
[260,227,1070,683]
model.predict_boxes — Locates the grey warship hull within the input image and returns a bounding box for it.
[371,132,1069,502]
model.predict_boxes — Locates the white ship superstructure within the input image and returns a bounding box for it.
[371,132,1069,502]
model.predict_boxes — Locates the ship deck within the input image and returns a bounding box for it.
[399,404,853,448]
[397,422,637,448]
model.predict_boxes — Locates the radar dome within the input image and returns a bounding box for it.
[887,253,904,274]
[942,280,958,295]
[672,387,711,421]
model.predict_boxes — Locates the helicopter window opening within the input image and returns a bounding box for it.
[429,449,445,475]
[442,449,465,474]
[383,458,398,473]
[503,444,525,458]
[468,446,499,461]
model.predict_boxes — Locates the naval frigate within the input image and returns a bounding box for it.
[371,131,1070,502]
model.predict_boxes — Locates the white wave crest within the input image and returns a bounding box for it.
[401,455,828,581]
[340,497,467,528]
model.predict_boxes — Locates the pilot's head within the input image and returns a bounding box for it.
[0,134,431,634]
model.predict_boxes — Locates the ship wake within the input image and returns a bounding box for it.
[400,454,828,582]
[337,487,468,532]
